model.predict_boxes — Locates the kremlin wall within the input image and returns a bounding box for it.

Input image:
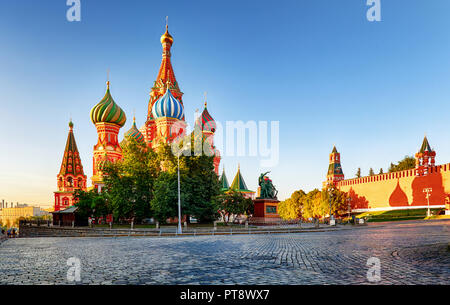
[327,137,450,213]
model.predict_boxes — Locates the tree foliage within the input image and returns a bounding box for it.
[217,190,253,225]
[74,134,220,225]
[74,189,109,219]
[278,190,306,220]
[283,186,348,220]
[356,168,361,178]
[388,156,416,173]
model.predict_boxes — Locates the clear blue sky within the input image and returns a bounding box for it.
[1,0,450,207]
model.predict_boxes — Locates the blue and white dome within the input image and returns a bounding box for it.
[152,89,184,120]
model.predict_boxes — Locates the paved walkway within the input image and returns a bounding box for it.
[0,219,448,285]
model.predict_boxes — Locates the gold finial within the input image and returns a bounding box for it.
[161,16,174,44]
[238,163,240,170]
[204,91,207,108]
[106,68,110,89]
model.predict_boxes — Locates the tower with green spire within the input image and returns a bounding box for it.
[326,145,344,185]
[229,165,255,199]
[219,168,230,192]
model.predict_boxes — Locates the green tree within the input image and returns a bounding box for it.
[217,190,253,225]
[356,168,361,178]
[322,186,348,218]
[302,189,322,219]
[104,137,158,221]
[149,139,220,223]
[379,168,384,174]
[388,156,416,172]
[150,171,183,223]
[369,168,375,176]
[74,189,109,219]
[278,190,306,220]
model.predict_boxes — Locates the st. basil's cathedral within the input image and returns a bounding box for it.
[54,25,222,211]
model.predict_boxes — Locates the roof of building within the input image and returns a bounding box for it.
[58,121,85,177]
[124,117,145,143]
[152,25,182,98]
[219,168,230,191]
[199,102,216,133]
[90,81,126,127]
[328,162,343,176]
[152,87,184,120]
[419,136,433,153]
[51,206,78,214]
[332,146,338,153]
[230,166,253,193]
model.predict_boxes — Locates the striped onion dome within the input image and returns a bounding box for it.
[124,117,145,143]
[90,81,127,127]
[152,88,184,120]
[200,102,216,132]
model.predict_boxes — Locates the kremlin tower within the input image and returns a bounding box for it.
[415,136,436,176]
[326,146,344,185]
[90,81,127,191]
[54,121,87,211]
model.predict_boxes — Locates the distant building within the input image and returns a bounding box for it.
[0,205,49,228]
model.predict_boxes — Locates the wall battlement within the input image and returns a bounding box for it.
[337,163,450,212]
[326,139,449,213]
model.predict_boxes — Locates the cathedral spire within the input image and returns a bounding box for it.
[54,120,87,211]
[149,20,183,119]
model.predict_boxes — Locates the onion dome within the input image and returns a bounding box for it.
[152,88,184,120]
[90,81,127,127]
[200,101,216,133]
[160,25,174,44]
[124,117,145,143]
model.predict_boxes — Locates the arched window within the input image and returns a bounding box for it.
[67,177,73,187]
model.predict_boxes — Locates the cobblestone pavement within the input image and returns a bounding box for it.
[0,220,448,285]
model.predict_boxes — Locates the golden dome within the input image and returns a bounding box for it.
[160,25,173,44]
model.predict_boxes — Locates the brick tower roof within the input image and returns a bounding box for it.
[59,121,85,176]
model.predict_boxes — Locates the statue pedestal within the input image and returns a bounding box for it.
[251,198,281,224]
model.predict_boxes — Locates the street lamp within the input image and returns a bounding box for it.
[177,153,182,234]
[423,187,432,217]
[347,197,351,223]
[328,185,335,225]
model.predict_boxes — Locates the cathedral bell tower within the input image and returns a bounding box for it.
[54,120,87,211]
[146,24,184,147]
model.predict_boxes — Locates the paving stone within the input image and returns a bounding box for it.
[0,220,448,284]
